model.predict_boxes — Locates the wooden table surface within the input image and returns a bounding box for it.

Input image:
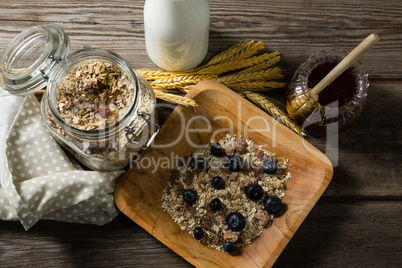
[0,0,401,267]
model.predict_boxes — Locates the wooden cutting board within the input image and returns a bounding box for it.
[114,80,333,267]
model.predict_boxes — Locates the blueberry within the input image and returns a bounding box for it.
[226,212,246,231]
[228,154,243,172]
[193,227,204,240]
[223,241,236,253]
[209,198,222,211]
[194,158,208,170]
[264,196,282,214]
[211,176,225,190]
[262,158,278,174]
[183,189,197,204]
[245,184,264,201]
[211,142,225,157]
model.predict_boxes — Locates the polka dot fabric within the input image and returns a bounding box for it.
[0,95,124,230]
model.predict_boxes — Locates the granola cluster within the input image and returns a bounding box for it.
[56,61,135,130]
[161,135,291,252]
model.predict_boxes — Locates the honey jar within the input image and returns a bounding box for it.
[286,49,369,136]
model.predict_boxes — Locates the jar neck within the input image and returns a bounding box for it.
[0,24,70,95]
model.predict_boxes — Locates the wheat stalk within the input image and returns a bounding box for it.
[175,85,192,92]
[229,81,286,90]
[244,91,306,136]
[150,74,218,89]
[172,80,286,94]
[238,53,281,74]
[231,88,286,111]
[217,67,284,85]
[137,41,262,79]
[202,40,264,67]
[136,69,173,80]
[262,96,286,111]
[154,90,198,107]
[193,52,280,75]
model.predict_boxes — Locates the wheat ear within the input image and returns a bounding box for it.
[194,52,280,75]
[244,91,306,136]
[202,40,264,67]
[237,53,281,74]
[217,67,284,85]
[154,90,198,107]
[136,69,174,80]
[150,74,218,90]
[229,81,287,90]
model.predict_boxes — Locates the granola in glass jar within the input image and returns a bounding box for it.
[41,49,157,171]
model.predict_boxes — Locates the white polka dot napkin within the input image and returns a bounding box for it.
[0,94,124,230]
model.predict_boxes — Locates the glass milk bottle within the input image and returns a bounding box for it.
[144,0,210,71]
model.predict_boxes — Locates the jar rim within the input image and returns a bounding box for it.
[297,49,369,114]
[0,24,70,95]
[44,48,141,140]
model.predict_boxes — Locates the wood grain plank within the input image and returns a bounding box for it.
[0,215,191,268]
[0,1,400,267]
[1,200,400,268]
[0,0,401,79]
[274,199,402,268]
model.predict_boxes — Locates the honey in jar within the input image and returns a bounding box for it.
[286,50,369,136]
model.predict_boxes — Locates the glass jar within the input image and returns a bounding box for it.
[286,49,369,136]
[0,24,159,171]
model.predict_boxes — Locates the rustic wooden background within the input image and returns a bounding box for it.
[0,0,401,267]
